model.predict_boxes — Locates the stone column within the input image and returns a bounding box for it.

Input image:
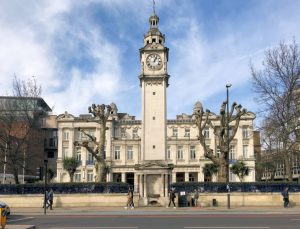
[137,174,140,193]
[142,174,145,197]
[172,172,176,183]
[198,171,204,182]
[185,172,189,182]
[134,173,139,193]
[121,173,126,183]
[144,174,147,198]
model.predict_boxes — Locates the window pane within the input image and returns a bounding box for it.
[190,146,196,160]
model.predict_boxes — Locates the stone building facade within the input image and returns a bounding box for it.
[55,12,256,205]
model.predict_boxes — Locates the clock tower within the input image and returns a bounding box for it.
[139,12,169,161]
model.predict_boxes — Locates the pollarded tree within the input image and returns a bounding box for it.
[74,104,112,182]
[251,40,300,181]
[63,157,80,182]
[230,161,250,182]
[194,101,246,182]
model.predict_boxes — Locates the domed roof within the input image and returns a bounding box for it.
[194,101,202,110]
[149,13,159,24]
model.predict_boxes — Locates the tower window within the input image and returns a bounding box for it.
[159,39,162,44]
[153,92,156,95]
[152,38,156,43]
[153,116,155,120]
[153,145,156,149]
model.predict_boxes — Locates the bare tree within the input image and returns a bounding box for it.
[0,76,48,184]
[194,102,246,182]
[251,40,300,181]
[74,104,112,182]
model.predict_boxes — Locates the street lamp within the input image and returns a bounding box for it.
[44,159,48,215]
[226,83,232,209]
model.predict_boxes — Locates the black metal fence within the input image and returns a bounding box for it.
[0,182,131,195]
[1,182,300,195]
[171,182,300,193]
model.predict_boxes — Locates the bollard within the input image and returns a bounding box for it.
[0,207,7,229]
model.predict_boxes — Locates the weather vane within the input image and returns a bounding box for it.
[153,0,156,14]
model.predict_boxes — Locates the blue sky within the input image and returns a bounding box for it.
[0,0,299,124]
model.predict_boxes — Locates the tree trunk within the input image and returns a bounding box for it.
[97,125,107,182]
[69,172,74,182]
[283,154,293,181]
[218,158,227,182]
[95,160,106,182]
[13,168,19,184]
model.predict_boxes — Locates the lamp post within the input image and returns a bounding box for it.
[226,84,232,209]
[44,159,48,215]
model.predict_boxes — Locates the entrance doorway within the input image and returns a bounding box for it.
[126,173,134,186]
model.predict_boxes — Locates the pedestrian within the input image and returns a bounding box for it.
[124,187,134,209]
[193,189,199,207]
[47,188,54,210]
[281,187,289,208]
[43,190,49,208]
[167,187,176,208]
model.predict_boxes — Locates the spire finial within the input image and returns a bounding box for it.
[153,0,156,14]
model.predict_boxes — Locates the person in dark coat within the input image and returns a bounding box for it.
[281,187,289,208]
[167,188,176,208]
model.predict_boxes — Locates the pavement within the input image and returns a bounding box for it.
[10,205,300,215]
[5,206,300,229]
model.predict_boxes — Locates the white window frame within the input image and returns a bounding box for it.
[184,128,190,138]
[88,152,93,162]
[243,145,248,158]
[177,146,183,159]
[114,146,121,160]
[216,146,221,158]
[76,147,81,161]
[203,127,209,139]
[76,131,82,141]
[190,146,196,160]
[127,146,133,160]
[167,146,171,159]
[229,145,236,160]
[63,131,69,141]
[173,128,178,138]
[242,126,249,139]
[87,171,93,182]
[74,172,81,182]
[62,147,68,158]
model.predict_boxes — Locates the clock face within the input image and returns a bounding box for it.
[146,53,162,70]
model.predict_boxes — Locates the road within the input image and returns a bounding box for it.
[6,209,300,229]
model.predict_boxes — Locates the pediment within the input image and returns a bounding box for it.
[57,111,75,121]
[135,161,174,170]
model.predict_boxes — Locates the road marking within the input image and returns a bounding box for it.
[51,227,138,229]
[8,217,34,222]
[184,227,270,229]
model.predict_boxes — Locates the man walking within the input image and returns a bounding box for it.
[47,188,54,210]
[281,187,289,208]
[167,187,176,208]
